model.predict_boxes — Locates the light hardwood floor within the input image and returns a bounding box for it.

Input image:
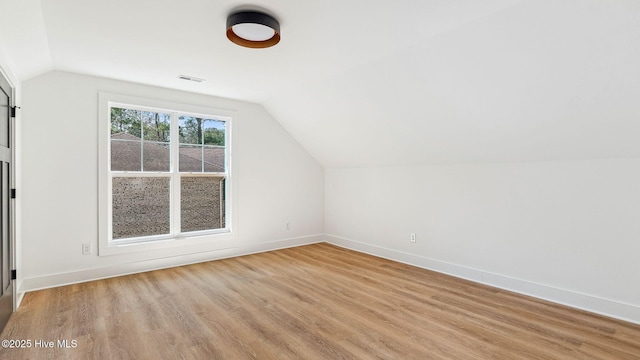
[1,243,639,359]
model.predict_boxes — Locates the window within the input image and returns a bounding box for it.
[99,93,232,254]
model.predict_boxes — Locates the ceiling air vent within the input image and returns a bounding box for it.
[178,75,205,83]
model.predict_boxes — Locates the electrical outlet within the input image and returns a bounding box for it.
[285,222,291,231]
[82,243,92,255]
[410,233,416,243]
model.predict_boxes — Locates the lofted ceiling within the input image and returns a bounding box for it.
[2,0,640,167]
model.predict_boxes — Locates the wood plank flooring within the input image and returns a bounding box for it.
[1,243,639,359]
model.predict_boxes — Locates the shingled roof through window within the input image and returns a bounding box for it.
[111,132,225,172]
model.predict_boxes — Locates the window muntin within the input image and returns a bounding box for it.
[107,104,230,244]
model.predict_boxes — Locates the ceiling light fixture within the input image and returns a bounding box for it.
[226,11,280,48]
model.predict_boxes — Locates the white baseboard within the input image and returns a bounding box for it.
[21,235,323,292]
[325,234,640,325]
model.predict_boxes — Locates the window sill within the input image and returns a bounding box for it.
[98,230,233,256]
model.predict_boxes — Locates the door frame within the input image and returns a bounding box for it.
[0,66,16,324]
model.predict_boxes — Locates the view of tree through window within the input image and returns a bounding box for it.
[108,105,228,241]
[178,116,225,146]
[111,107,171,141]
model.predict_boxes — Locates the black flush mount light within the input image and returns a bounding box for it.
[226,11,280,48]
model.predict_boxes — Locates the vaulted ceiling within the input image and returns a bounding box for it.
[2,0,640,167]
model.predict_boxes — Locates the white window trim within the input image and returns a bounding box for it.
[98,92,237,256]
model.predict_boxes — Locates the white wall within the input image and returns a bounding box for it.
[325,159,640,324]
[20,71,324,290]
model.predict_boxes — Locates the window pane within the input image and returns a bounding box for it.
[203,119,225,146]
[111,107,142,137]
[203,146,225,172]
[111,139,141,171]
[179,116,203,145]
[179,145,202,172]
[181,176,225,232]
[112,177,170,239]
[143,141,170,171]
[142,111,171,142]
[111,107,142,171]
